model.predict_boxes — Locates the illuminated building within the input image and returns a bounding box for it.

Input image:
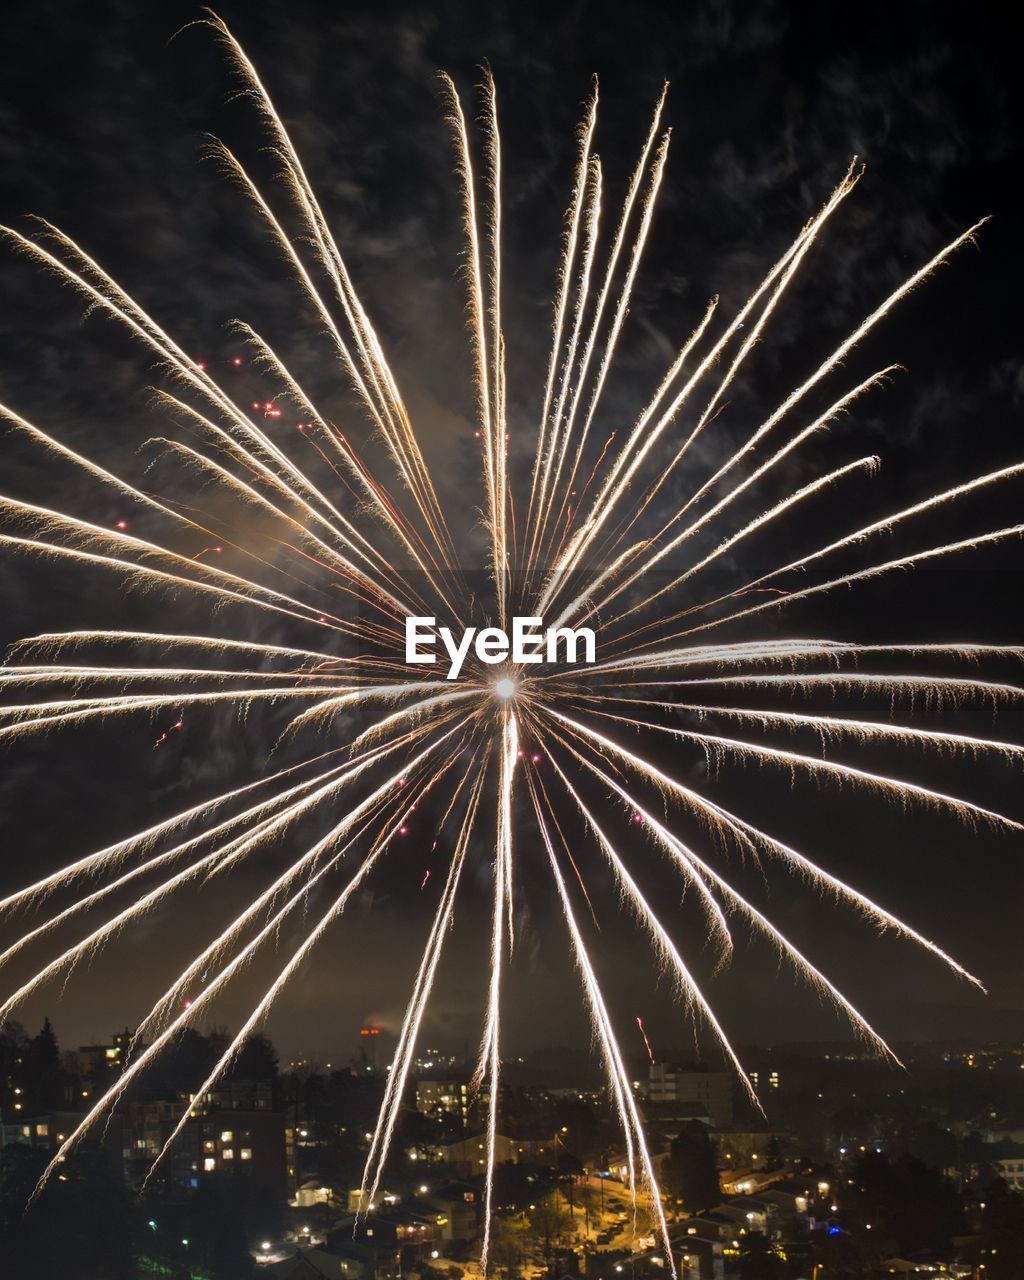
[647,1064,734,1125]
[415,1078,471,1125]
[77,1027,136,1094]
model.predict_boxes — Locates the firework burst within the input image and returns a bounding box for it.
[0,16,1021,1270]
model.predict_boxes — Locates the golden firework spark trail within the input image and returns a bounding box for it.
[529,770,674,1261]
[133,733,476,1053]
[28,717,473,1200]
[360,760,488,1210]
[536,707,988,987]
[560,699,1024,832]
[540,92,670,564]
[536,162,863,613]
[534,750,756,1097]
[529,156,604,576]
[524,80,599,572]
[546,216,991,630]
[0,736,364,912]
[0,718,467,1027]
[199,13,462,574]
[440,72,506,599]
[0,17,1021,1264]
[536,722,910,1063]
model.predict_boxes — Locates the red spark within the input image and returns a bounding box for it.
[115,519,128,531]
[636,1016,656,1066]
[420,869,431,891]
[232,356,242,366]
[153,716,184,749]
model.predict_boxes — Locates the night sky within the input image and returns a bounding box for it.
[0,0,1021,1071]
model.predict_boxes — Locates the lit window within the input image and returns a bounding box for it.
[220,1130,233,1143]
[204,1157,216,1172]
[35,1124,48,1137]
[203,1140,215,1154]
[222,1148,234,1160]
[105,1048,119,1059]
[240,1148,252,1161]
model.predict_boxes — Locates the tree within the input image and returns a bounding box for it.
[809,1225,884,1280]
[899,1120,957,1173]
[846,1150,962,1253]
[528,1191,574,1269]
[736,1232,788,1280]
[227,1032,279,1085]
[763,1135,785,1171]
[0,1141,137,1279]
[661,1122,719,1213]
[488,1212,531,1280]
[962,1182,1024,1280]
[493,1161,555,1212]
[24,1016,65,1111]
[137,1026,217,1101]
